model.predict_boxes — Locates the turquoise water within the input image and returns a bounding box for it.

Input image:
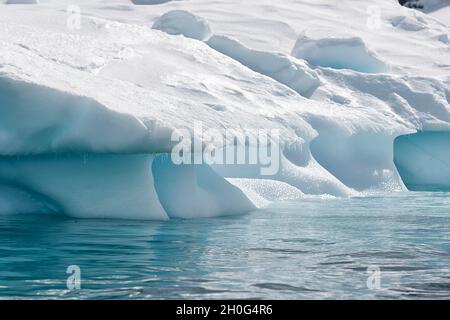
[1,192,450,299]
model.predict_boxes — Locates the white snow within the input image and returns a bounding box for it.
[207,35,321,97]
[227,178,305,208]
[429,1,450,24]
[390,14,428,31]
[152,10,212,41]
[291,36,389,73]
[0,0,449,219]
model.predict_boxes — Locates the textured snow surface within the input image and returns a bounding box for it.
[429,1,450,24]
[0,0,449,219]
[152,10,212,41]
[291,36,389,73]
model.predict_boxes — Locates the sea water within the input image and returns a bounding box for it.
[0,192,449,299]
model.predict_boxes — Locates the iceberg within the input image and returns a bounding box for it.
[394,131,450,191]
[0,0,449,219]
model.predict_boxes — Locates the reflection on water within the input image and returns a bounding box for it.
[1,192,450,299]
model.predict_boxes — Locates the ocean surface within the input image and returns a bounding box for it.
[1,192,450,299]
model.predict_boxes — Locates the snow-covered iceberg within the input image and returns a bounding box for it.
[0,0,449,219]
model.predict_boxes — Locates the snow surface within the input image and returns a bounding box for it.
[207,35,321,97]
[152,10,212,41]
[0,0,449,219]
[429,1,450,24]
[291,36,389,73]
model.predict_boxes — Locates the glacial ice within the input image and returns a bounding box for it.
[207,35,321,98]
[0,0,449,219]
[0,153,255,219]
[226,178,305,208]
[0,77,155,155]
[394,132,450,191]
[0,153,169,219]
[152,10,321,97]
[0,185,59,215]
[291,36,389,73]
[152,155,255,218]
[390,15,428,31]
[152,10,212,41]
